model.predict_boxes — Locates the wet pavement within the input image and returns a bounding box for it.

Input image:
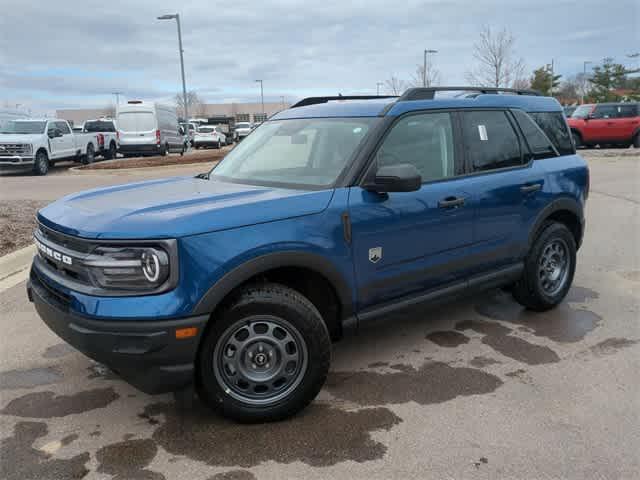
[0,150,638,479]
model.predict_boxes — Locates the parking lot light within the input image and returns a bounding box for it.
[255,80,264,121]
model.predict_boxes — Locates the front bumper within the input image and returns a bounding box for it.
[0,156,34,172]
[28,268,209,394]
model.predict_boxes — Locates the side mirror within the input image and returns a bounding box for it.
[364,163,422,193]
[178,127,185,135]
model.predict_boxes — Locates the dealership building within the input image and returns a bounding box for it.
[56,101,290,126]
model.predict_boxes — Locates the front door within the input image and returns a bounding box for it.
[55,121,74,157]
[47,123,66,158]
[349,111,474,310]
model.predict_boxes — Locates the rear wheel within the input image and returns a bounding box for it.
[512,222,576,311]
[160,143,168,156]
[81,144,95,165]
[32,150,49,176]
[197,283,331,422]
[105,142,117,159]
[572,132,582,149]
[633,134,640,148]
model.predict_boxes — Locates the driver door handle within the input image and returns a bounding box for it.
[520,183,542,193]
[438,196,465,208]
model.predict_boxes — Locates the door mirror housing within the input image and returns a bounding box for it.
[364,163,422,193]
[48,129,62,138]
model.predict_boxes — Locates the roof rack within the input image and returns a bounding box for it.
[291,95,397,109]
[398,86,540,101]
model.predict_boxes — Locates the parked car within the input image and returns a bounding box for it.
[193,125,226,149]
[234,122,253,141]
[563,106,577,117]
[0,118,100,175]
[29,87,587,422]
[83,119,119,159]
[567,102,640,148]
[116,101,184,157]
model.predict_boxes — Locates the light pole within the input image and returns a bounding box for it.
[112,91,123,105]
[546,59,555,96]
[158,14,189,124]
[376,82,383,95]
[423,49,438,87]
[280,95,285,110]
[582,61,592,104]
[255,79,264,122]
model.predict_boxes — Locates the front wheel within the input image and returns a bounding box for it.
[32,150,49,176]
[572,132,582,149]
[197,283,331,423]
[633,134,640,148]
[512,222,576,311]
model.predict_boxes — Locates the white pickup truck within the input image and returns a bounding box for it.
[0,118,100,175]
[82,119,119,159]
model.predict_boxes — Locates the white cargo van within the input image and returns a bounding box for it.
[116,101,184,157]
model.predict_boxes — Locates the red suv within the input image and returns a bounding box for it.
[568,103,640,148]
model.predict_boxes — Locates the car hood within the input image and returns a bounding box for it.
[0,134,43,144]
[38,176,334,239]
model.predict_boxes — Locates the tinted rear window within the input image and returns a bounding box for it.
[117,112,155,132]
[527,112,574,156]
[84,120,115,132]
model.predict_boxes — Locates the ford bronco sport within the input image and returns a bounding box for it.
[28,87,588,422]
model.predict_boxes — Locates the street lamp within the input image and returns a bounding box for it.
[255,80,264,121]
[158,14,189,125]
[112,91,123,105]
[376,82,383,95]
[582,61,592,104]
[423,49,438,87]
[280,95,285,110]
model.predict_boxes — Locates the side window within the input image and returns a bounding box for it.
[461,111,522,171]
[618,105,638,118]
[56,121,71,134]
[593,105,617,119]
[375,112,458,183]
[512,110,557,159]
[528,111,574,156]
[47,123,57,136]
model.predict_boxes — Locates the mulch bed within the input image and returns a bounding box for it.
[77,148,229,170]
[0,200,48,257]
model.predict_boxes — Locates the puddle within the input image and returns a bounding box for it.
[208,471,257,480]
[1,387,119,418]
[42,343,75,359]
[564,286,599,303]
[96,438,165,480]
[588,338,639,356]
[426,331,470,347]
[0,367,63,390]
[455,320,560,365]
[326,361,503,406]
[468,356,501,368]
[144,401,400,467]
[0,421,89,480]
[474,290,602,343]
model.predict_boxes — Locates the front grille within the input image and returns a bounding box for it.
[0,143,31,156]
[35,223,94,286]
[38,222,93,253]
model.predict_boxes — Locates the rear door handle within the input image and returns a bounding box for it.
[438,196,465,208]
[520,183,542,193]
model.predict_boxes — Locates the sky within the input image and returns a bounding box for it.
[1,0,638,115]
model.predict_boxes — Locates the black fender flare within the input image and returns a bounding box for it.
[527,198,584,249]
[191,251,354,318]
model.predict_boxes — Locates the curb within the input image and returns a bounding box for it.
[0,245,35,292]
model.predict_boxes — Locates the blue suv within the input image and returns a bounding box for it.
[28,87,588,422]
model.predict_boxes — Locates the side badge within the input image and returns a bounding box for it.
[369,247,382,264]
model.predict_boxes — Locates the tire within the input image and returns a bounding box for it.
[512,222,576,311]
[32,150,49,176]
[197,283,331,423]
[81,144,95,165]
[572,131,582,149]
[217,139,222,149]
[105,142,117,160]
[633,134,640,148]
[160,143,168,156]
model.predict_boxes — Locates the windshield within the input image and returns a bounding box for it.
[571,105,592,119]
[235,123,251,129]
[210,117,378,189]
[0,120,47,134]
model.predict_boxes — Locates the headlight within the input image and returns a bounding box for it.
[85,246,171,291]
[24,144,33,154]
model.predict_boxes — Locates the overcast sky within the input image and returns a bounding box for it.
[1,0,638,114]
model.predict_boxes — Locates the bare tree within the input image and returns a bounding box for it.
[175,90,204,118]
[384,76,408,95]
[409,64,441,88]
[465,26,526,88]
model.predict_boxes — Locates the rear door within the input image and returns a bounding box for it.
[349,111,474,310]
[615,104,640,142]
[117,110,157,146]
[457,109,546,275]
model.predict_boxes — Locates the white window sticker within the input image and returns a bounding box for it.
[478,125,488,141]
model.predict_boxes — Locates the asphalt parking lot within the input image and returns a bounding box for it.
[0,149,638,479]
